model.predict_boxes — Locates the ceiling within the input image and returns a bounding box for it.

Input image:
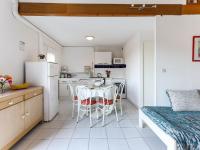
[19,0,186,4]
[21,0,185,47]
[25,17,155,46]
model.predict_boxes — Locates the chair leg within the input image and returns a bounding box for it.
[96,107,99,120]
[72,101,75,118]
[114,105,119,122]
[76,105,80,123]
[89,105,92,128]
[102,107,105,127]
[86,105,89,116]
[120,99,123,116]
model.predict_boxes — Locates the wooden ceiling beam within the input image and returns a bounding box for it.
[18,3,200,17]
[18,3,182,16]
[182,4,200,14]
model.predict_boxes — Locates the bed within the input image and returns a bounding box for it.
[139,107,200,150]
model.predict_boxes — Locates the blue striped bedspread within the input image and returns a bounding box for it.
[141,107,200,150]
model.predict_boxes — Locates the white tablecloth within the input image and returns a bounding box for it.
[71,84,114,100]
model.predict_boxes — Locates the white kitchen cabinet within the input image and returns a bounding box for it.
[0,87,43,150]
[59,78,80,99]
[25,95,43,130]
[59,83,69,98]
[0,101,24,149]
[95,52,112,65]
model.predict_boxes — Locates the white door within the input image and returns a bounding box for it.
[143,41,155,106]
[48,76,59,120]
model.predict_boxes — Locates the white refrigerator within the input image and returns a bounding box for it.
[25,61,59,121]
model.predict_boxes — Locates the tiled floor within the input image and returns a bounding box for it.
[12,99,166,150]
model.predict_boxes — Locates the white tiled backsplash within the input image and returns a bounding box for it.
[94,68,125,78]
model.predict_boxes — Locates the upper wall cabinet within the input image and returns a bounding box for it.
[94,52,112,65]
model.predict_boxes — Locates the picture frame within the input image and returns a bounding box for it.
[192,36,200,62]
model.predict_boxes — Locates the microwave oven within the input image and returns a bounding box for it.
[113,58,124,64]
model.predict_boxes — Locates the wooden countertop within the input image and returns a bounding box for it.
[0,87,43,103]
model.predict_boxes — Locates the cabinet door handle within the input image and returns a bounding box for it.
[8,101,14,105]
[25,112,30,116]
[21,115,25,119]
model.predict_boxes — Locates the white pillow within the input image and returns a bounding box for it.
[166,90,200,111]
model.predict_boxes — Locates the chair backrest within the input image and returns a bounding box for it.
[68,84,75,100]
[99,85,118,105]
[118,82,125,97]
[76,85,91,101]
[79,79,90,85]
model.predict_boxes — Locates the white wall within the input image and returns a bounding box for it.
[62,46,125,78]
[62,47,94,72]
[0,0,62,84]
[156,15,200,106]
[40,34,63,64]
[94,68,125,78]
[0,0,39,84]
[143,41,155,106]
[123,34,142,107]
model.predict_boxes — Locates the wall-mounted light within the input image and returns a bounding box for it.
[130,4,157,11]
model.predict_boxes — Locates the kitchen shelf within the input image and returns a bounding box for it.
[94,64,126,68]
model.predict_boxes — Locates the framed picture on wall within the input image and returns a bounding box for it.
[192,36,200,62]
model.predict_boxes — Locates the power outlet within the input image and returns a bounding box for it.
[161,68,167,73]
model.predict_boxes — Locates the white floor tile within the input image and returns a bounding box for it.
[27,140,50,150]
[105,120,120,128]
[54,129,74,139]
[127,112,139,120]
[72,128,90,139]
[12,139,33,150]
[92,119,104,128]
[61,120,77,128]
[144,137,167,150]
[36,129,58,140]
[137,127,157,138]
[129,119,139,127]
[41,120,64,129]
[68,139,89,150]
[56,114,72,121]
[47,139,70,150]
[89,139,109,150]
[76,118,91,128]
[108,139,130,150]
[127,138,150,150]
[24,126,42,140]
[106,128,124,139]
[122,128,141,139]
[12,99,165,150]
[119,119,135,128]
[90,128,107,139]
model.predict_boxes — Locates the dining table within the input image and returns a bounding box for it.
[70,82,116,119]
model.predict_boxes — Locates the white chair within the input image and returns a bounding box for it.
[96,85,119,126]
[68,84,78,118]
[76,86,96,127]
[116,83,125,116]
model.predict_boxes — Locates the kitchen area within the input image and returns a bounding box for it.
[59,46,127,101]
